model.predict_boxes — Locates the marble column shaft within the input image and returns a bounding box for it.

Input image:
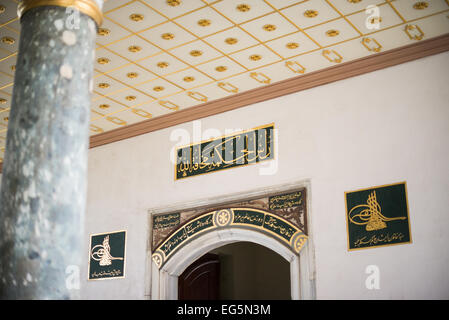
[0,2,102,299]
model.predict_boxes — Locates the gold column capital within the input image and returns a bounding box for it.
[18,0,103,26]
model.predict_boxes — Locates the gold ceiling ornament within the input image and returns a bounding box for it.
[183,76,195,82]
[106,116,127,126]
[249,54,262,61]
[128,45,142,52]
[98,104,110,109]
[225,37,238,45]
[236,4,251,12]
[404,24,424,40]
[153,86,165,92]
[190,50,203,57]
[187,91,208,102]
[304,10,318,18]
[167,0,181,7]
[97,28,110,36]
[326,29,340,37]
[0,98,7,104]
[361,37,382,53]
[263,24,276,32]
[370,16,382,24]
[125,95,137,101]
[17,0,103,26]
[131,108,152,119]
[161,33,175,40]
[215,66,227,72]
[250,72,271,84]
[0,5,5,14]
[1,37,15,45]
[157,61,169,68]
[130,13,144,22]
[217,82,238,93]
[98,83,110,89]
[285,61,306,74]
[90,124,104,133]
[286,42,299,49]
[97,57,110,64]
[4,117,9,122]
[347,0,362,3]
[413,1,429,10]
[198,19,211,27]
[159,100,179,110]
[322,49,343,63]
[127,72,139,78]
[11,65,16,71]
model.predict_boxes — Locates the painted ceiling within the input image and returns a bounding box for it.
[0,0,448,163]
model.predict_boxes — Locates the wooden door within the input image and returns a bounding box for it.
[178,253,220,300]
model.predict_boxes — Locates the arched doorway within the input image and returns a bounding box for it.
[179,241,291,300]
[149,226,314,299]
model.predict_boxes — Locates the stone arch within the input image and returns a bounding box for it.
[149,208,315,300]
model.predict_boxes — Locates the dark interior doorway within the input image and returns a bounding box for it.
[178,241,290,300]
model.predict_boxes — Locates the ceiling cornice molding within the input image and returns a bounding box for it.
[88,33,449,150]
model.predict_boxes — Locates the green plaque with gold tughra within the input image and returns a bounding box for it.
[345,182,412,251]
[88,230,126,280]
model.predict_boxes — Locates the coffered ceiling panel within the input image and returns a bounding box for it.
[0,0,448,164]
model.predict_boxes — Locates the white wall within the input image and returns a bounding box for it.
[81,51,449,300]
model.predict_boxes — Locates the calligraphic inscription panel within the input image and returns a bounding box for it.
[88,230,126,280]
[175,124,274,180]
[151,189,308,269]
[345,182,411,251]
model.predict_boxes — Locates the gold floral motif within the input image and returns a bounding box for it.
[125,95,136,101]
[3,117,8,122]
[198,19,211,27]
[97,57,110,64]
[0,98,7,104]
[128,45,141,52]
[190,50,202,57]
[167,0,181,6]
[11,65,15,71]
[97,28,110,36]
[236,4,250,12]
[326,29,340,37]
[215,66,227,72]
[1,36,15,45]
[286,42,299,49]
[263,24,276,31]
[304,9,318,18]
[183,76,195,82]
[249,54,262,61]
[157,61,169,68]
[225,37,238,45]
[127,72,139,78]
[98,83,110,89]
[413,1,429,10]
[99,104,110,109]
[153,86,165,92]
[130,13,144,22]
[161,33,175,40]
[0,5,5,14]
[348,0,361,3]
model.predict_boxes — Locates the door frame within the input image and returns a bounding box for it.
[144,179,316,300]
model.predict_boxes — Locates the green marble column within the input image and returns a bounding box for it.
[0,0,103,299]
